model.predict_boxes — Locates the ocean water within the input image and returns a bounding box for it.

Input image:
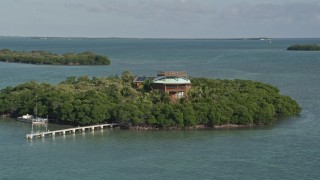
[0,37,319,179]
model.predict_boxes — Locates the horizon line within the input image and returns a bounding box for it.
[1,35,320,40]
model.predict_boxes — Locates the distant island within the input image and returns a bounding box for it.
[0,49,111,65]
[287,44,320,51]
[0,71,301,129]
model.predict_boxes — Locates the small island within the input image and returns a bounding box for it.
[287,44,320,51]
[0,71,301,129]
[0,49,111,65]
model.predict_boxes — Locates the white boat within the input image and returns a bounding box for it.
[17,114,34,123]
[17,95,48,125]
[32,117,48,125]
[17,114,48,124]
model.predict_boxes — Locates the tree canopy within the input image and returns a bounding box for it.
[0,73,301,128]
[0,49,111,65]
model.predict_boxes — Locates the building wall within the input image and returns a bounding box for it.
[152,83,191,101]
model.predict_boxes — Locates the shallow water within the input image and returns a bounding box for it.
[0,37,319,179]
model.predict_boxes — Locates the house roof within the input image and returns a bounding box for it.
[153,76,191,84]
[157,71,187,78]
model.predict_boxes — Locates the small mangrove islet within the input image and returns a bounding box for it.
[0,49,111,65]
[287,44,320,51]
[0,71,301,129]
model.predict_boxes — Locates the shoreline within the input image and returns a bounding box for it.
[120,124,257,130]
[0,61,110,66]
[0,116,263,130]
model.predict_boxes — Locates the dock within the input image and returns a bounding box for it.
[26,123,118,140]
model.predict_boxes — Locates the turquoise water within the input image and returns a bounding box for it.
[0,37,319,179]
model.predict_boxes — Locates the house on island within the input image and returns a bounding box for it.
[133,71,192,101]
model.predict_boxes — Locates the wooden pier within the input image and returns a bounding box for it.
[26,123,118,140]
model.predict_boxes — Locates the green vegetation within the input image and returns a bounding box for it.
[0,71,301,128]
[287,44,320,51]
[0,49,111,65]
